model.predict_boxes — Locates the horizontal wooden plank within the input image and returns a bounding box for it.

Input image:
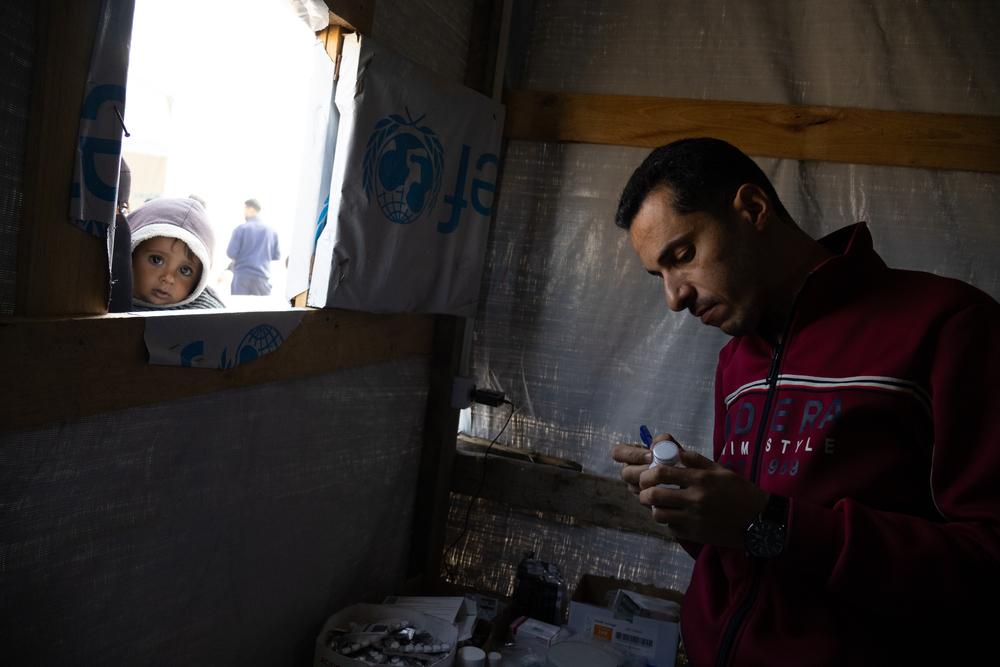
[0,309,434,433]
[451,439,674,540]
[504,90,1000,173]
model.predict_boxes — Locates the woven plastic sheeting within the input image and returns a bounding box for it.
[0,359,431,664]
[373,0,474,85]
[451,0,1000,596]
[443,493,694,599]
[0,0,35,315]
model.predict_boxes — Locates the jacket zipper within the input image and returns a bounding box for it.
[714,309,796,667]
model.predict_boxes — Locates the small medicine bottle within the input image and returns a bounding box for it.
[650,440,681,468]
[649,440,681,490]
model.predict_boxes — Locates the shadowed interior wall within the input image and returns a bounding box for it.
[0,0,34,315]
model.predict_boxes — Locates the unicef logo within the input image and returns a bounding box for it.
[218,324,285,369]
[363,109,444,225]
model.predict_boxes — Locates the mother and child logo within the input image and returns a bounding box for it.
[363,108,499,234]
[363,109,444,226]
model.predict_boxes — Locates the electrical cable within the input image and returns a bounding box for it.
[443,399,517,579]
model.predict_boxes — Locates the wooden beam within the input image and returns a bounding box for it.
[323,0,374,34]
[0,309,433,434]
[504,90,1000,174]
[408,313,466,583]
[450,441,675,541]
[16,0,109,316]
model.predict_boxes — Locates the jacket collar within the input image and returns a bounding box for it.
[790,222,887,328]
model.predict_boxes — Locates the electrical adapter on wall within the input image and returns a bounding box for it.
[451,376,507,409]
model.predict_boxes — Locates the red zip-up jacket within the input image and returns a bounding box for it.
[681,223,1000,666]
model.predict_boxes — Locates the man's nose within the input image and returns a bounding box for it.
[664,275,691,312]
[160,270,175,284]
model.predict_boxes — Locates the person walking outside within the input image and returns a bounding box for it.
[227,198,281,295]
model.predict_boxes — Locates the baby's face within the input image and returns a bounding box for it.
[132,236,203,305]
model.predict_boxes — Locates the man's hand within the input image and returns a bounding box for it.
[612,438,768,549]
[611,439,656,495]
[641,449,768,548]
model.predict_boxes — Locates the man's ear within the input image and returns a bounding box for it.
[732,183,771,230]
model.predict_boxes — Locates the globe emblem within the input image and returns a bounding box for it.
[235,324,284,365]
[364,110,444,226]
[375,131,434,224]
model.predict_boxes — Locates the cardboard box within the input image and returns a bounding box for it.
[567,575,683,667]
[509,615,561,653]
[382,595,477,641]
[315,603,457,667]
[610,588,680,623]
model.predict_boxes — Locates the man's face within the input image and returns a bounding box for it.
[244,206,257,219]
[132,236,202,305]
[629,188,765,336]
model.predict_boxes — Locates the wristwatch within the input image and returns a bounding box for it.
[744,493,789,558]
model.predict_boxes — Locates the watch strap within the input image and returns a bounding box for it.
[762,493,789,526]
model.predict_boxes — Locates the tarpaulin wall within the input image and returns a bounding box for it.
[447,0,1000,598]
[0,1,474,664]
[0,363,429,664]
[0,0,34,315]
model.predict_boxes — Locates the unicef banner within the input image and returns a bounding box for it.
[70,0,134,238]
[142,309,305,369]
[307,35,505,317]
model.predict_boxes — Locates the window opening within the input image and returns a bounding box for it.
[123,0,322,310]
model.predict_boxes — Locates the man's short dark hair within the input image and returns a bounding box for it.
[614,137,789,229]
[244,198,261,212]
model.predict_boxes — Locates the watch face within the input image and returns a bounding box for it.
[746,519,786,558]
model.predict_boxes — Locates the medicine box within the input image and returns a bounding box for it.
[567,575,683,667]
[509,615,561,653]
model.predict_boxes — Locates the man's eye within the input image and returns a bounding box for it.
[677,246,695,263]
[179,266,193,277]
[148,254,163,265]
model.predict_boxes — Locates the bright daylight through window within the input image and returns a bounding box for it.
[123,0,321,310]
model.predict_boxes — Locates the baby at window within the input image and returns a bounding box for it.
[127,197,225,310]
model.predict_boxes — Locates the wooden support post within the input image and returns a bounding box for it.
[16,0,109,316]
[408,313,467,584]
[408,0,511,591]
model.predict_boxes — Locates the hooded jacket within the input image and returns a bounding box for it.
[128,197,223,309]
[682,223,1000,666]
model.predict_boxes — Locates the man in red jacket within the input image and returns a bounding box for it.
[611,137,999,665]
